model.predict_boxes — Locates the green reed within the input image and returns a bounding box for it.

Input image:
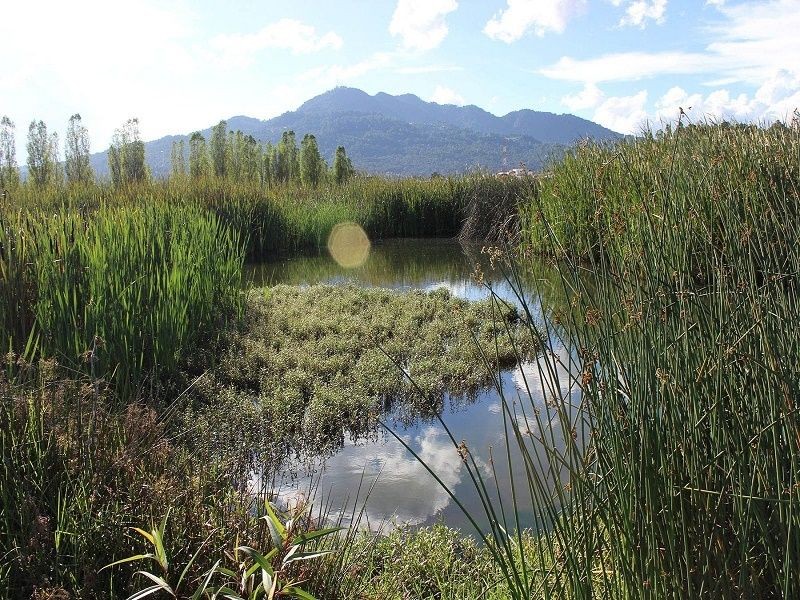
[2,173,518,261]
[1,203,243,394]
[400,121,800,598]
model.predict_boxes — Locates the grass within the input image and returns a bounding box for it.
[1,204,243,395]
[184,284,538,467]
[2,174,522,260]
[3,120,798,598]
[405,119,800,598]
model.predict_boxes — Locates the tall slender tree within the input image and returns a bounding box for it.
[26,120,59,187]
[108,118,147,186]
[300,133,326,187]
[210,120,228,178]
[0,116,19,191]
[188,132,210,179]
[332,145,354,184]
[170,139,186,178]
[64,113,93,185]
[277,130,299,183]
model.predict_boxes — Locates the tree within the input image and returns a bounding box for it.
[260,143,273,187]
[332,146,354,184]
[64,113,93,185]
[210,120,228,178]
[300,133,326,187]
[0,116,19,190]
[170,139,186,178]
[188,132,210,179]
[277,130,299,183]
[26,120,60,187]
[108,118,147,186]
[239,134,260,182]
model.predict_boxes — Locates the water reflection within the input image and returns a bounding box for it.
[251,239,581,532]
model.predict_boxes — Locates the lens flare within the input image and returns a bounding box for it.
[327,222,370,268]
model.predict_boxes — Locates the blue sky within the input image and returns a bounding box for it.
[2,0,799,157]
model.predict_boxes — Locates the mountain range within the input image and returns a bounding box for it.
[89,87,623,178]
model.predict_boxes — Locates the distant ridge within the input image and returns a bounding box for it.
[89,87,623,178]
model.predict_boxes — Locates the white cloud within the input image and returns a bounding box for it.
[430,85,466,105]
[543,0,800,86]
[654,71,800,125]
[484,0,587,42]
[592,90,649,134]
[618,0,667,27]
[706,0,725,5]
[396,65,464,75]
[561,82,604,110]
[211,19,343,68]
[541,51,711,84]
[389,0,458,51]
[297,52,397,87]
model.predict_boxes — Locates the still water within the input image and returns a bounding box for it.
[245,239,581,533]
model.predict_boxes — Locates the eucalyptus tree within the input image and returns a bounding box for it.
[260,142,273,187]
[108,118,147,186]
[240,134,261,182]
[170,139,186,178]
[0,116,19,190]
[64,113,93,184]
[188,132,210,179]
[26,120,60,187]
[332,145,354,184]
[277,130,299,183]
[300,133,326,187]
[210,120,228,178]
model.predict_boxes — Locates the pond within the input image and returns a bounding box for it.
[244,239,582,533]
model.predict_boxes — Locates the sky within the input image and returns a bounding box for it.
[2,0,799,159]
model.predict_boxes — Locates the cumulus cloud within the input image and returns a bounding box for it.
[591,90,650,134]
[430,85,466,105]
[211,19,343,67]
[544,0,800,86]
[561,82,604,110]
[484,0,587,42]
[389,0,458,51]
[654,70,800,125]
[541,51,712,84]
[618,0,668,27]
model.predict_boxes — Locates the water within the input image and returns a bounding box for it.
[245,239,582,532]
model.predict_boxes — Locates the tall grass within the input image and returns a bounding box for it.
[405,120,800,597]
[2,174,518,259]
[1,203,243,393]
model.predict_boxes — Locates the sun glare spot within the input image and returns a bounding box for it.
[327,222,370,268]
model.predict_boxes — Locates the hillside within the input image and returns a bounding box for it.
[89,87,623,178]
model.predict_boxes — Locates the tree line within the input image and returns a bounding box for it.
[174,120,354,187]
[0,115,355,192]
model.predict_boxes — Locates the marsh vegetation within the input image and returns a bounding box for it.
[1,120,799,598]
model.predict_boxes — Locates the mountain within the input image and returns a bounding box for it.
[89,87,623,178]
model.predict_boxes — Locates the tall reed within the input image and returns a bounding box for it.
[406,120,800,597]
[1,203,243,394]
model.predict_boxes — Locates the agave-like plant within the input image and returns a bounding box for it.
[100,509,219,600]
[103,500,341,600]
[212,501,341,600]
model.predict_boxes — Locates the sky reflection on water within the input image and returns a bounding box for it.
[248,239,581,532]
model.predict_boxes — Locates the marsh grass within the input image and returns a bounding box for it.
[0,204,243,394]
[185,284,538,470]
[405,120,800,598]
[2,174,515,261]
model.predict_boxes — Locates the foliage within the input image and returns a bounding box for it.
[108,118,148,187]
[64,114,94,186]
[26,120,60,187]
[408,120,800,598]
[0,203,243,393]
[187,284,537,467]
[0,116,20,190]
